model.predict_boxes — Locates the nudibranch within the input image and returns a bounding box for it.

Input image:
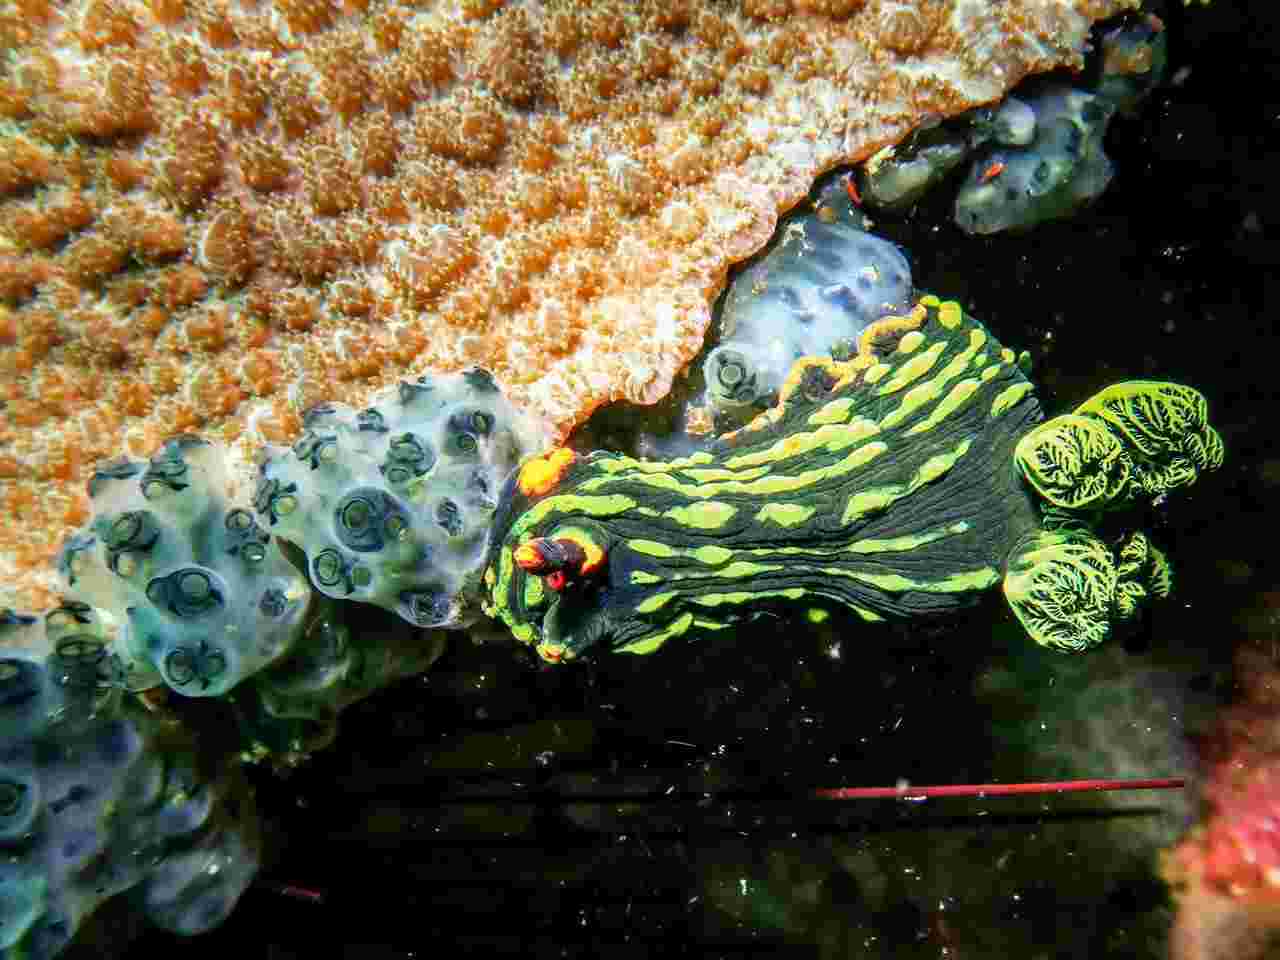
[483,296,1223,663]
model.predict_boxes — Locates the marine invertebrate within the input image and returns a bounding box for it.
[231,601,445,760]
[0,611,260,958]
[954,14,1169,233]
[861,97,1033,211]
[0,0,1143,609]
[254,367,544,630]
[700,174,914,426]
[27,422,454,758]
[954,84,1120,235]
[484,296,1222,663]
[54,435,314,697]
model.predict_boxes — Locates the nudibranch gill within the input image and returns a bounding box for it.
[483,296,1223,664]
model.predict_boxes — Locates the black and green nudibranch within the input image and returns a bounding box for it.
[483,296,1223,663]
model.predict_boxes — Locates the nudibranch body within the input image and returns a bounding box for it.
[484,297,1223,664]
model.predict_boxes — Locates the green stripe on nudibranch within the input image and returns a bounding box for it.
[904,378,982,436]
[842,437,972,524]
[511,493,638,536]
[663,501,737,529]
[636,592,676,613]
[681,465,770,483]
[877,341,946,395]
[832,566,1002,594]
[692,545,734,565]
[693,587,807,608]
[808,397,856,425]
[755,503,816,527]
[844,521,971,554]
[721,419,879,470]
[896,330,926,353]
[630,539,676,558]
[864,362,893,384]
[991,382,1034,418]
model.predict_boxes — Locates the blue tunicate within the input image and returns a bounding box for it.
[255,367,544,630]
[954,19,1166,235]
[955,86,1117,235]
[704,176,914,423]
[0,620,259,957]
[231,599,444,758]
[864,139,969,211]
[55,437,314,698]
[970,96,1037,147]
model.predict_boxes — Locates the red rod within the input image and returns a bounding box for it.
[814,776,1185,800]
[273,884,326,904]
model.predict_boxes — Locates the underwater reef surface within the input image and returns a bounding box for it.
[0,0,1136,610]
[20,1,1280,957]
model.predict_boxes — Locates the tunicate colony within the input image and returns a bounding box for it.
[1,613,258,959]
[702,177,914,425]
[2,370,526,954]
[862,18,1168,234]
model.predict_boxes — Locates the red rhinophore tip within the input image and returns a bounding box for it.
[813,777,1185,801]
[980,160,1007,184]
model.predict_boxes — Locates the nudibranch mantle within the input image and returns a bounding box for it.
[485,296,1222,663]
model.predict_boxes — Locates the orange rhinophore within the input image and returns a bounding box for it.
[513,535,602,577]
[979,160,1007,184]
[513,541,545,571]
[517,447,576,496]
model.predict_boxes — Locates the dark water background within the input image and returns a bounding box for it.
[94,2,1280,958]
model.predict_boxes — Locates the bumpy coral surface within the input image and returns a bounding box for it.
[0,0,1139,609]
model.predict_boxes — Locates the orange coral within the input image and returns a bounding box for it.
[0,0,1137,608]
